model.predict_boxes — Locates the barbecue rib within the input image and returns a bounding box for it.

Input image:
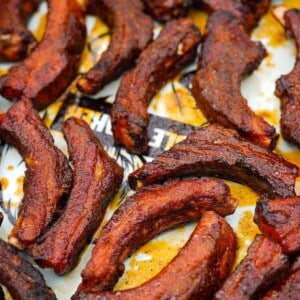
[192,11,278,150]
[0,238,56,300]
[262,256,300,300]
[0,99,72,249]
[111,18,201,154]
[0,0,39,62]
[74,211,236,300]
[29,117,123,275]
[214,235,289,300]
[255,197,300,254]
[142,0,192,21]
[275,9,300,149]
[75,178,237,294]
[77,0,153,95]
[128,125,298,198]
[0,0,86,110]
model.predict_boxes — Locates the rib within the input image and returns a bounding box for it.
[262,256,300,300]
[192,10,278,150]
[74,211,236,299]
[0,0,39,62]
[77,0,153,95]
[275,9,300,148]
[0,0,86,110]
[214,235,289,300]
[255,197,300,254]
[75,178,237,294]
[0,238,56,300]
[128,124,298,198]
[111,18,201,154]
[0,99,72,249]
[29,117,123,275]
[142,0,192,21]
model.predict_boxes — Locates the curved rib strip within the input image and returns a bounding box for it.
[128,125,298,198]
[0,0,86,110]
[77,0,153,95]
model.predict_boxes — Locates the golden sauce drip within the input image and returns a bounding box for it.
[33,14,47,42]
[43,100,64,128]
[7,165,14,171]
[283,0,300,9]
[14,176,24,197]
[0,69,8,77]
[233,211,260,269]
[188,9,209,34]
[276,147,300,168]
[0,177,9,190]
[256,109,279,126]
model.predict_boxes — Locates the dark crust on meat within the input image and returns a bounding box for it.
[0,0,86,110]
[128,124,298,198]
[111,18,201,154]
[29,117,123,275]
[192,11,278,150]
[214,235,289,300]
[77,0,153,95]
[0,100,72,249]
[74,211,236,300]
[255,197,300,254]
[0,0,39,62]
[0,238,56,300]
[75,178,237,294]
[262,256,300,300]
[275,9,300,148]
[197,0,270,32]
[142,0,192,21]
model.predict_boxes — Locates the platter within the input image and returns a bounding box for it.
[0,0,299,298]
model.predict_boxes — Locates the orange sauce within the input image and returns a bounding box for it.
[188,9,209,34]
[0,177,9,190]
[256,109,279,126]
[33,14,47,42]
[7,165,14,171]
[14,176,24,197]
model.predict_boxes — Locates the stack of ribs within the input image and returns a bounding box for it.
[0,0,299,299]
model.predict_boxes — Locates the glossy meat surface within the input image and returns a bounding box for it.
[0,0,39,62]
[255,197,300,254]
[111,18,200,154]
[29,118,123,275]
[75,178,237,294]
[192,11,278,150]
[77,0,153,95]
[0,238,56,300]
[0,100,72,249]
[275,9,300,149]
[74,211,236,300]
[214,235,289,300]
[0,0,86,110]
[129,125,298,198]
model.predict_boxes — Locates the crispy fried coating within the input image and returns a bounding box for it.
[262,256,300,300]
[0,0,86,110]
[129,125,298,198]
[275,9,300,149]
[255,197,300,254]
[75,178,237,294]
[214,235,289,300]
[192,11,278,150]
[0,238,56,300]
[77,0,153,95]
[142,0,192,21]
[111,18,200,154]
[74,211,236,300]
[0,0,39,62]
[0,100,72,249]
[29,117,123,275]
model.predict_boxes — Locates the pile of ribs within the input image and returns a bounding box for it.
[0,0,299,299]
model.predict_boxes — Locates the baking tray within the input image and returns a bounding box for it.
[0,0,299,298]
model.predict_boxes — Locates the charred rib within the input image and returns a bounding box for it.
[29,117,123,275]
[77,0,153,95]
[74,211,236,299]
[111,18,200,154]
[0,0,39,62]
[192,11,278,150]
[75,178,237,294]
[255,197,300,254]
[0,100,72,249]
[275,9,300,149]
[214,235,289,300]
[0,0,86,110]
[129,125,297,198]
